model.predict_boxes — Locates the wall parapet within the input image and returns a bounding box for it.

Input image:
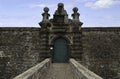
[0,27,40,31]
[82,27,120,31]
[13,58,50,79]
[70,59,103,79]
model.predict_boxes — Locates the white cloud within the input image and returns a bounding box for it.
[75,0,90,3]
[85,0,120,9]
[29,3,74,9]
[29,4,56,8]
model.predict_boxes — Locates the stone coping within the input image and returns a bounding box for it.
[13,58,50,79]
[0,27,120,31]
[70,59,103,79]
[82,27,120,31]
[0,27,40,31]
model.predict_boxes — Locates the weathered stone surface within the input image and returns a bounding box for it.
[0,51,9,79]
[82,27,120,79]
[0,28,42,79]
[41,63,77,79]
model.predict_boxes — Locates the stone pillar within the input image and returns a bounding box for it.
[71,7,83,62]
[38,7,51,62]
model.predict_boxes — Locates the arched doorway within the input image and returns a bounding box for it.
[53,38,68,63]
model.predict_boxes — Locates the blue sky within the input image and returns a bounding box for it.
[0,0,120,27]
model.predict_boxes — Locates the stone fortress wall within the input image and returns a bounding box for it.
[0,27,120,79]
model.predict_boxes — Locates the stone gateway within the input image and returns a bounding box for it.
[39,3,83,63]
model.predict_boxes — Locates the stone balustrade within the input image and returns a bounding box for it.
[13,58,50,79]
[70,59,103,79]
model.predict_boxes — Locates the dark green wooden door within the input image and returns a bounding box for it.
[53,38,68,63]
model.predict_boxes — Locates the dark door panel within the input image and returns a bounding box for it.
[53,38,68,63]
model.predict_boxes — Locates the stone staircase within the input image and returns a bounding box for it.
[40,63,76,79]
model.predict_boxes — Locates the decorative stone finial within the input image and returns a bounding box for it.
[58,3,64,7]
[42,7,50,22]
[72,7,80,21]
[54,3,67,15]
[44,7,49,13]
[58,3,64,15]
[72,7,83,26]
[39,7,51,27]
[73,7,78,13]
[53,3,68,24]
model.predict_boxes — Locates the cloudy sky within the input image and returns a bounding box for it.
[0,0,120,27]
